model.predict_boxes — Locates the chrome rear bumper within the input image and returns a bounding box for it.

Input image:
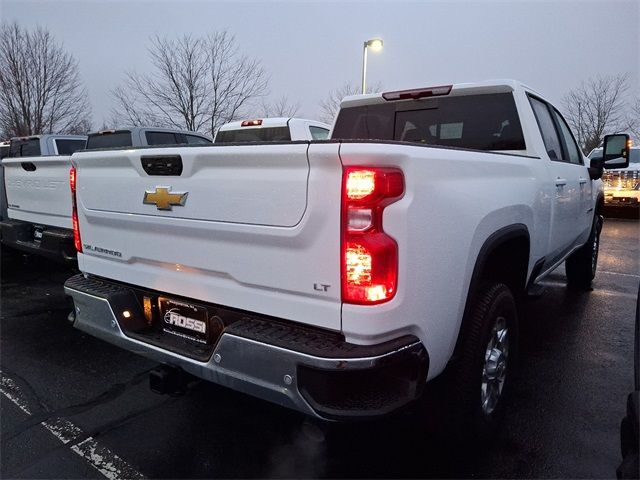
[65,274,428,420]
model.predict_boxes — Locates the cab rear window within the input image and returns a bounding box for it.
[332,93,526,151]
[215,127,291,143]
[9,138,41,157]
[86,131,133,149]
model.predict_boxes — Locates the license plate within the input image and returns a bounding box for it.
[33,228,43,241]
[158,297,209,344]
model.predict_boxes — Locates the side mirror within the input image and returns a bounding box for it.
[602,133,630,169]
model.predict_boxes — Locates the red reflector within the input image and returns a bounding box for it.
[70,167,82,253]
[382,85,452,101]
[241,119,263,127]
[69,166,77,191]
[72,212,82,252]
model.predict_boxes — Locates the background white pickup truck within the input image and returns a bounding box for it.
[589,146,639,211]
[1,128,212,262]
[64,80,629,437]
[1,134,86,261]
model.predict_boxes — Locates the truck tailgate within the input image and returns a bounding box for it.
[74,143,343,331]
[3,156,72,229]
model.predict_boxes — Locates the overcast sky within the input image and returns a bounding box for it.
[2,0,638,126]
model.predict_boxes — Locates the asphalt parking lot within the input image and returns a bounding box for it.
[1,218,638,479]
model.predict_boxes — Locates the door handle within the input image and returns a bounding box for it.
[555,178,567,186]
[579,177,588,185]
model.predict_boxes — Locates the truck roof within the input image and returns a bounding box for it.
[340,79,542,109]
[87,126,210,138]
[218,118,330,131]
[9,134,87,142]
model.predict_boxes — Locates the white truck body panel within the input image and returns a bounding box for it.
[3,155,73,229]
[75,143,343,331]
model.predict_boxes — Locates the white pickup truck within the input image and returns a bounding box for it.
[1,134,87,261]
[63,80,629,436]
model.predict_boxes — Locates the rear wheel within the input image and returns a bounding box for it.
[439,282,518,440]
[566,215,603,289]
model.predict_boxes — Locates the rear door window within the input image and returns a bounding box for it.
[332,93,525,151]
[552,109,582,164]
[215,127,292,143]
[86,131,133,149]
[529,97,563,161]
[55,139,86,155]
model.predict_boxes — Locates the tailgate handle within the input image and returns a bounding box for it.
[141,155,183,176]
[21,162,36,172]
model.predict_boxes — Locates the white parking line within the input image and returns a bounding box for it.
[0,372,144,479]
[539,280,638,299]
[599,270,640,279]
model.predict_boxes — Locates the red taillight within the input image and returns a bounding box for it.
[241,119,263,127]
[382,85,452,101]
[70,166,82,252]
[341,167,404,305]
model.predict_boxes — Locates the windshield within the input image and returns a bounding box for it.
[332,93,526,151]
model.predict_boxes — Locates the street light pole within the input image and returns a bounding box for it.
[362,41,369,94]
[361,38,383,94]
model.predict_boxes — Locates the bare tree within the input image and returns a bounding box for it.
[0,23,91,138]
[562,74,630,152]
[111,32,268,138]
[259,95,300,117]
[624,97,640,142]
[111,35,211,131]
[318,81,382,124]
[207,31,268,135]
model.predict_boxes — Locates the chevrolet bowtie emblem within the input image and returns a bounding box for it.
[143,187,188,210]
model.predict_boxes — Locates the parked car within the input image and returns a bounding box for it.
[86,127,212,150]
[1,134,87,261]
[589,146,639,210]
[214,117,330,143]
[64,80,628,438]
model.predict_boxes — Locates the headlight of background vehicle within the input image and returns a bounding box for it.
[603,170,640,191]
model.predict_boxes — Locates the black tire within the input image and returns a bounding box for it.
[440,282,519,441]
[566,214,603,289]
